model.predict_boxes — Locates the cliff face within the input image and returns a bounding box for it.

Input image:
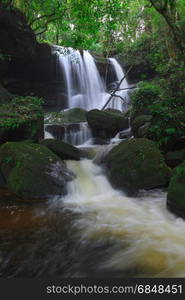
[0,4,66,111]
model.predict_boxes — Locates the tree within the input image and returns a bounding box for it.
[148,0,185,52]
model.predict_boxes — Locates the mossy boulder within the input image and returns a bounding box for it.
[165,149,185,168]
[167,160,185,218]
[0,142,74,200]
[86,109,129,140]
[40,139,80,160]
[0,96,44,145]
[104,138,171,195]
[45,108,87,124]
[131,115,152,137]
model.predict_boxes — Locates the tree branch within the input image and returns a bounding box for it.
[101,65,133,110]
[29,12,56,27]
[108,94,128,104]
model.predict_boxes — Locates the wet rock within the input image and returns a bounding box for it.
[131,115,152,137]
[0,142,74,200]
[119,128,132,139]
[45,124,65,140]
[167,160,185,218]
[91,137,108,145]
[165,149,185,168]
[87,109,129,140]
[104,138,171,195]
[45,108,87,124]
[138,122,151,138]
[40,139,80,161]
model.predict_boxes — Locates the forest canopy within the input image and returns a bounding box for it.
[1,0,185,57]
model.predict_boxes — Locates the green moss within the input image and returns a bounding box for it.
[0,96,43,129]
[0,141,70,199]
[167,160,185,215]
[105,138,171,195]
[87,109,129,139]
[131,115,152,137]
[0,97,44,144]
[40,139,80,160]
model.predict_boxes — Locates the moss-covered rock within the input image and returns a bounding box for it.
[86,109,129,140]
[0,96,44,145]
[0,141,74,200]
[40,139,80,160]
[165,149,185,168]
[167,160,185,218]
[131,115,152,137]
[104,138,171,195]
[45,108,87,124]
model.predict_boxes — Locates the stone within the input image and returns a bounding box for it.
[40,139,80,160]
[165,149,185,168]
[87,109,129,140]
[131,115,152,137]
[0,142,74,200]
[104,138,171,195]
[167,160,185,218]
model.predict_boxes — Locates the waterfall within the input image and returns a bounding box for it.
[44,122,92,146]
[59,49,106,110]
[108,58,130,111]
[58,49,130,111]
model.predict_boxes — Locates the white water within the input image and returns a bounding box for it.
[63,123,92,146]
[108,58,130,111]
[44,122,92,146]
[59,49,130,111]
[51,159,185,277]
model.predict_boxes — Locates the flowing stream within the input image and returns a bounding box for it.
[48,158,185,278]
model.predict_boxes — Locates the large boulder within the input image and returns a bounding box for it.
[86,109,129,140]
[104,138,171,195]
[0,96,44,145]
[0,142,74,200]
[165,149,185,168]
[40,139,80,160]
[45,108,87,124]
[131,115,152,137]
[167,160,185,218]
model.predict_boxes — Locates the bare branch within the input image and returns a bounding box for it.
[29,12,56,27]
[101,65,133,110]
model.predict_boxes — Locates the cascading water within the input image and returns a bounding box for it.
[44,122,92,146]
[59,49,106,110]
[49,159,185,277]
[47,48,131,146]
[108,58,130,111]
[59,48,130,111]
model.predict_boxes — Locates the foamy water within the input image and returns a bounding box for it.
[51,159,185,277]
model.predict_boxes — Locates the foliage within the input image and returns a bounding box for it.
[131,79,185,148]
[0,96,43,129]
[1,0,184,57]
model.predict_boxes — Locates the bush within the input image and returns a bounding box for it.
[130,81,161,120]
[0,96,43,129]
